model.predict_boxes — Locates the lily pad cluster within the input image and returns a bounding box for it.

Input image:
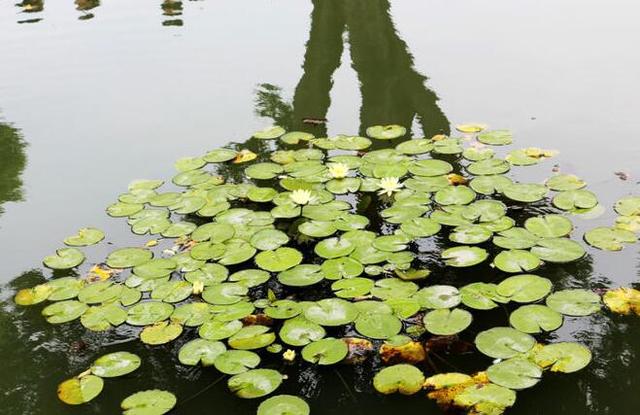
[14,123,640,415]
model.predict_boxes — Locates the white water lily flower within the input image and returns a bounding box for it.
[377,177,403,197]
[328,163,349,179]
[290,189,314,205]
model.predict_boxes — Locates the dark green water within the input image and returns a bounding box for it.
[1,0,639,414]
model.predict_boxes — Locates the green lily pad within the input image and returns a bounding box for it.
[214,350,261,374]
[57,375,104,405]
[553,189,598,211]
[355,313,402,339]
[467,159,510,176]
[107,248,153,268]
[434,186,476,205]
[121,390,176,415]
[228,369,283,399]
[279,316,326,346]
[584,227,637,251]
[530,238,585,263]
[441,246,488,267]
[474,327,536,359]
[423,308,472,335]
[414,285,461,309]
[42,300,88,324]
[546,289,601,316]
[546,174,586,191]
[532,342,592,373]
[43,248,85,270]
[90,352,141,377]
[503,183,548,202]
[304,299,358,326]
[255,248,303,272]
[257,395,310,415]
[524,215,573,238]
[496,274,552,303]
[366,125,406,140]
[373,364,425,395]
[493,250,542,273]
[126,301,174,326]
[509,304,563,333]
[477,129,512,145]
[487,358,542,390]
[64,228,105,246]
[301,337,348,365]
[253,126,286,139]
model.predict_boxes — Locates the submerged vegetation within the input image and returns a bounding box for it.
[13,122,640,414]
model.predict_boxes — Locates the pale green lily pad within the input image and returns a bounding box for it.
[42,300,88,324]
[373,364,425,395]
[496,274,552,303]
[43,248,85,270]
[321,257,364,279]
[228,369,283,399]
[355,313,402,339]
[121,390,176,415]
[530,238,585,263]
[553,189,598,211]
[533,342,592,373]
[441,246,488,267]
[301,337,348,365]
[503,183,548,202]
[304,299,358,326]
[474,327,535,359]
[467,158,510,176]
[414,285,461,309]
[584,227,637,251]
[257,395,310,415]
[423,308,472,335]
[434,186,476,205]
[487,358,542,390]
[524,214,573,238]
[107,248,152,268]
[509,304,563,333]
[546,174,586,191]
[255,248,303,272]
[277,264,323,287]
[57,374,104,405]
[126,301,174,326]
[214,350,260,375]
[477,129,512,145]
[493,250,542,273]
[546,289,601,316]
[614,196,640,216]
[140,321,183,345]
[253,126,286,139]
[199,319,243,340]
[64,228,105,246]
[81,303,127,331]
[279,317,326,346]
[366,125,406,140]
[90,352,141,377]
[229,325,276,350]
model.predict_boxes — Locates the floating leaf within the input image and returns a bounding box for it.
[546,289,601,316]
[57,375,104,405]
[373,364,425,395]
[228,369,283,399]
[474,327,535,359]
[424,308,472,335]
[121,390,176,415]
[43,248,85,270]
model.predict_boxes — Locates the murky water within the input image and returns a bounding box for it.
[1,0,639,414]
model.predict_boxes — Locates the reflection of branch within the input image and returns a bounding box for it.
[0,121,28,216]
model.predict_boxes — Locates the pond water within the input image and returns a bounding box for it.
[1,0,640,414]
